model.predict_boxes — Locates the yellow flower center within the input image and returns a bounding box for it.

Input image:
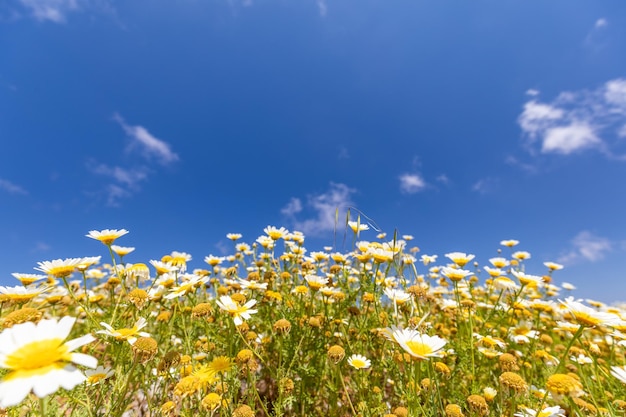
[87,373,108,384]
[405,341,434,357]
[351,359,366,368]
[572,312,601,327]
[5,338,70,376]
[116,326,138,339]
[48,266,76,278]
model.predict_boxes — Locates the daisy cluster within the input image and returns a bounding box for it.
[1,227,626,416]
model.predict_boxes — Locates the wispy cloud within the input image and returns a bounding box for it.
[435,174,450,185]
[399,173,427,194]
[89,162,149,189]
[30,241,51,254]
[17,0,79,23]
[517,78,626,157]
[316,0,327,17]
[281,197,303,216]
[0,178,28,195]
[558,231,612,265]
[113,113,179,165]
[102,184,131,207]
[584,18,610,50]
[281,182,356,236]
[471,177,499,195]
[505,156,538,174]
[16,0,115,23]
[86,114,179,207]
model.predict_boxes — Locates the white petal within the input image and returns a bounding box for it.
[58,366,87,390]
[71,352,98,368]
[0,377,33,407]
[31,370,62,398]
[66,334,95,352]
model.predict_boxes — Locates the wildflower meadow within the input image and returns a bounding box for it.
[2,222,626,417]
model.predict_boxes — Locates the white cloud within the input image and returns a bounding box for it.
[584,18,610,50]
[541,123,601,154]
[604,79,626,111]
[0,178,28,195]
[525,89,540,97]
[89,162,149,188]
[399,173,426,194]
[31,241,51,253]
[18,0,79,23]
[113,113,179,165]
[558,231,612,264]
[316,0,327,17]
[15,0,116,23]
[471,177,499,194]
[505,156,537,174]
[436,174,450,185]
[281,182,356,236]
[518,79,626,158]
[518,101,564,138]
[281,197,303,216]
[103,184,131,207]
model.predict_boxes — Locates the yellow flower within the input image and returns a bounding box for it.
[85,366,114,385]
[0,317,97,407]
[445,252,475,267]
[97,317,150,345]
[86,229,129,246]
[35,258,85,278]
[347,354,371,369]
[208,356,233,374]
[216,295,258,326]
[545,373,584,399]
[392,327,447,360]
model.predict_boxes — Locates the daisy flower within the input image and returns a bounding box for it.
[85,365,115,385]
[514,406,566,417]
[347,354,371,369]
[97,317,151,345]
[560,299,621,328]
[237,279,268,291]
[111,245,135,257]
[35,258,85,279]
[0,317,97,407]
[444,252,475,267]
[86,229,129,246]
[420,254,438,265]
[11,273,47,286]
[216,295,258,326]
[0,285,49,304]
[264,225,288,240]
[163,274,209,299]
[384,288,412,304]
[392,327,447,360]
[305,274,329,291]
[348,221,370,233]
[441,266,472,282]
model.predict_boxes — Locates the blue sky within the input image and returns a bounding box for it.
[2,1,626,302]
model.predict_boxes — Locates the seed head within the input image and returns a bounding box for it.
[232,404,255,417]
[327,345,345,364]
[499,372,528,393]
[273,318,292,334]
[132,336,158,364]
[445,404,465,417]
[2,307,42,328]
[466,394,489,416]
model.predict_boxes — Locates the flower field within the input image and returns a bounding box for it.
[2,225,626,416]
